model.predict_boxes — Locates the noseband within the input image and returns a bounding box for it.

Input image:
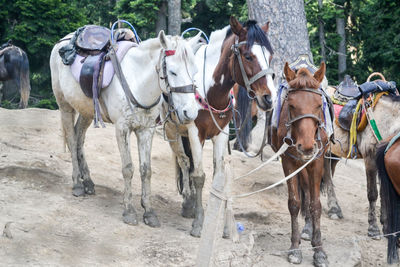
[157,48,196,123]
[283,88,325,151]
[231,38,274,97]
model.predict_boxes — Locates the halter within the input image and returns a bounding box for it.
[156,48,196,124]
[231,38,274,98]
[283,88,326,158]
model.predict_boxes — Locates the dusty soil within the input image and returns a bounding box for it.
[0,107,388,266]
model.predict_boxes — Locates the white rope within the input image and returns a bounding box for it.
[232,148,319,199]
[234,143,289,180]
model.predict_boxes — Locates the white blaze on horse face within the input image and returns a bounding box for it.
[251,45,276,101]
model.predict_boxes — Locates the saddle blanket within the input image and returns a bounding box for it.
[70,41,137,89]
[272,82,334,139]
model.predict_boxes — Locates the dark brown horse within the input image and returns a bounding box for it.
[271,62,329,266]
[162,17,275,237]
[376,133,400,264]
[0,41,30,108]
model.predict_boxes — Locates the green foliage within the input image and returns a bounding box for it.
[33,97,58,110]
[0,100,15,109]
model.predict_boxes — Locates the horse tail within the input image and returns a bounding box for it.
[177,136,194,194]
[234,85,252,151]
[376,142,400,264]
[18,49,30,109]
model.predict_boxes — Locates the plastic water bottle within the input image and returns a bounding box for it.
[236,222,245,233]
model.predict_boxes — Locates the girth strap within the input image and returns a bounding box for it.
[108,46,161,110]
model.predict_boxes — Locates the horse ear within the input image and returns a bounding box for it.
[158,30,169,49]
[313,62,326,84]
[284,62,296,82]
[187,32,202,51]
[230,16,244,36]
[261,21,270,33]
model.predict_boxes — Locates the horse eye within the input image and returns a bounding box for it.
[170,71,177,76]
[272,73,276,80]
[244,54,252,61]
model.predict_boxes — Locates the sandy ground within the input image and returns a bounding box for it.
[0,107,389,266]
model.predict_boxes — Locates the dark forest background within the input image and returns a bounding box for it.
[0,0,398,108]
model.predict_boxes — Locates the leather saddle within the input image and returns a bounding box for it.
[76,25,110,53]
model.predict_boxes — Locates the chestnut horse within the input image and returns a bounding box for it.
[271,62,329,266]
[376,133,400,264]
[161,17,275,237]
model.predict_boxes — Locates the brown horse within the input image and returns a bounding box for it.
[271,62,329,266]
[162,17,275,237]
[376,133,400,264]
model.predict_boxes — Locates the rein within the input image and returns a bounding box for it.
[109,45,161,110]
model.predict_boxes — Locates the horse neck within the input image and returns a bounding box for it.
[122,44,162,107]
[206,46,235,110]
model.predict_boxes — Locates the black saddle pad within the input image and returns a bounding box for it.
[79,53,105,98]
[338,99,358,131]
[75,25,110,52]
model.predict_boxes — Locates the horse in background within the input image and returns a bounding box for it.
[376,133,400,264]
[162,17,274,237]
[51,30,199,227]
[0,40,31,108]
[271,62,329,266]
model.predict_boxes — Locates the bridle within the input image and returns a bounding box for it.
[156,48,196,124]
[283,88,326,157]
[231,38,274,99]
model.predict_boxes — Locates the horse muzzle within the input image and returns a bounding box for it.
[296,142,319,161]
[256,94,273,111]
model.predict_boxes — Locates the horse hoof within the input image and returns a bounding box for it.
[190,226,202,238]
[328,206,343,220]
[72,185,85,197]
[123,212,138,225]
[313,250,328,267]
[288,250,302,264]
[181,207,195,219]
[368,225,381,239]
[143,212,160,228]
[83,179,95,195]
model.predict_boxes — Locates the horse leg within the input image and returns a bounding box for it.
[167,133,193,218]
[365,156,381,238]
[115,123,138,225]
[75,115,95,194]
[188,125,206,237]
[282,160,302,264]
[323,157,343,219]
[300,172,313,241]
[60,109,84,196]
[309,160,328,267]
[136,128,160,228]
[18,55,30,109]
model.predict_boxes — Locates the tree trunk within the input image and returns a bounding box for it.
[168,0,181,36]
[336,16,346,82]
[156,1,167,34]
[247,0,313,78]
[318,0,326,62]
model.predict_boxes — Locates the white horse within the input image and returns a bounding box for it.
[50,31,200,227]
[162,17,275,237]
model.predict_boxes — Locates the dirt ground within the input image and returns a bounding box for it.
[0,107,389,266]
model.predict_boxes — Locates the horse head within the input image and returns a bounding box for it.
[284,62,326,160]
[228,16,275,111]
[157,31,199,124]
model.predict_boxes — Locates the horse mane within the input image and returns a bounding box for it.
[288,68,320,89]
[225,20,273,55]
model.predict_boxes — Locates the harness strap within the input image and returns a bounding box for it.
[109,46,161,110]
[385,131,400,154]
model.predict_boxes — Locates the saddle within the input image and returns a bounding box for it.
[58,24,138,127]
[333,75,397,131]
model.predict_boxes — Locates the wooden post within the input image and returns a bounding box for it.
[196,159,234,266]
